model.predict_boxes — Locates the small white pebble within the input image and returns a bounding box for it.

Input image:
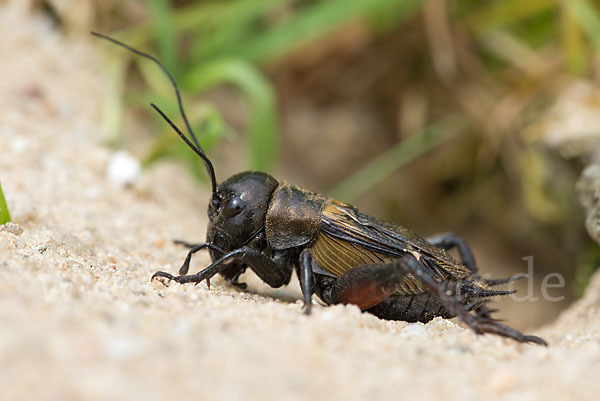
[11,136,30,153]
[106,150,141,187]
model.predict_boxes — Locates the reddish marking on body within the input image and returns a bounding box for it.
[337,281,391,310]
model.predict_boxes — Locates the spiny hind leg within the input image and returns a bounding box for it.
[426,233,527,319]
[391,255,547,345]
[321,257,490,322]
[320,262,409,311]
[427,232,478,274]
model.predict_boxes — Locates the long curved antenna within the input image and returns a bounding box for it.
[91,31,218,199]
[150,103,217,191]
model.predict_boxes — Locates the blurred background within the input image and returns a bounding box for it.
[25,0,600,329]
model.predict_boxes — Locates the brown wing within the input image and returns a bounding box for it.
[311,201,472,295]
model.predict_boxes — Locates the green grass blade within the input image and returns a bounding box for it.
[328,115,468,203]
[561,3,588,75]
[117,0,288,55]
[120,0,420,65]
[465,0,554,36]
[148,0,178,77]
[0,180,11,224]
[185,59,278,171]
[564,0,600,54]
[232,0,424,62]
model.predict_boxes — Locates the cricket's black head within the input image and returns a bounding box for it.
[207,171,278,252]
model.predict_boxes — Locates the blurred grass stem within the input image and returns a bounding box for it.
[0,180,11,224]
[329,115,468,203]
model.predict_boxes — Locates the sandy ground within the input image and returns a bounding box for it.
[2,6,600,401]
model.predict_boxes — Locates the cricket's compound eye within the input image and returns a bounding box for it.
[221,197,245,219]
